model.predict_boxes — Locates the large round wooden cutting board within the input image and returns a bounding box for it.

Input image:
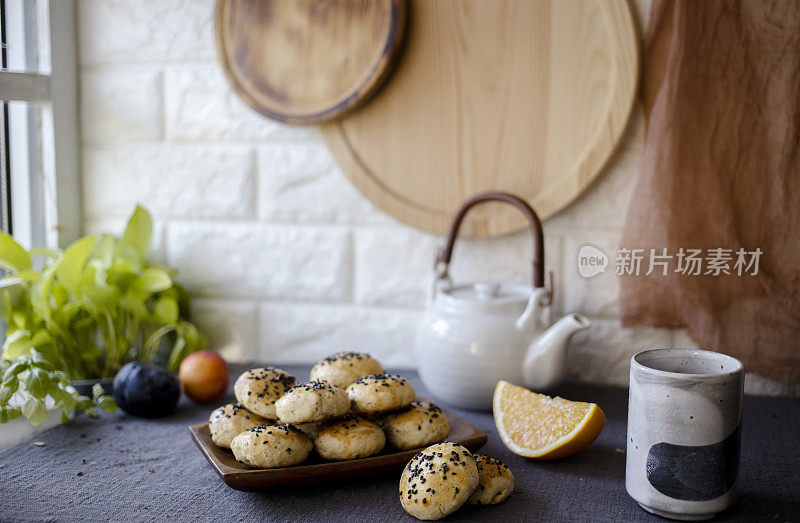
[215,0,407,125]
[322,0,639,236]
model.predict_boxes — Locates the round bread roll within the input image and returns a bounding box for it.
[399,442,479,520]
[233,367,296,419]
[466,455,514,505]
[230,422,312,468]
[275,380,350,424]
[379,401,450,450]
[314,415,386,460]
[208,403,268,449]
[310,351,385,389]
[346,374,415,414]
[294,422,319,439]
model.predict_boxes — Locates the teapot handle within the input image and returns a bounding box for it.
[435,192,549,300]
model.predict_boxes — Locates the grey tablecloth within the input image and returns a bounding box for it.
[0,365,798,522]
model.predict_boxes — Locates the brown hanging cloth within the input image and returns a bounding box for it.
[620,0,800,382]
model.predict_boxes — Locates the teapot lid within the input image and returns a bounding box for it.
[437,281,533,313]
[446,282,528,301]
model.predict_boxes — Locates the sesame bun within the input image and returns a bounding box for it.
[465,454,514,505]
[399,442,479,520]
[346,374,415,415]
[275,380,350,424]
[314,415,386,461]
[233,367,296,419]
[230,422,312,468]
[293,422,319,439]
[378,401,450,450]
[309,352,385,389]
[208,403,268,449]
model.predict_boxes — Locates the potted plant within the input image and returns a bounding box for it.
[0,205,207,425]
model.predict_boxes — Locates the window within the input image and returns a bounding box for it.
[0,0,80,250]
[0,0,80,449]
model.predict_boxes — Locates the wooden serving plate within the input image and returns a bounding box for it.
[215,0,408,124]
[189,406,487,490]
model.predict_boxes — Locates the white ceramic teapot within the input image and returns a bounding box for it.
[415,192,590,410]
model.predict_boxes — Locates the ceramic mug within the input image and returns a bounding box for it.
[626,348,744,521]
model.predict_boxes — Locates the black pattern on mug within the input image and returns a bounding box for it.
[645,425,740,501]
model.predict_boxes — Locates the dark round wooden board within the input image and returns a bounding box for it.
[215,0,408,125]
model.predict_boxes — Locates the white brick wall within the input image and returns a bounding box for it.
[77,0,795,396]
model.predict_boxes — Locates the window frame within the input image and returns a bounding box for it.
[0,0,81,250]
[0,0,80,449]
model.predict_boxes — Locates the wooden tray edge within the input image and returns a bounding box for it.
[189,408,487,490]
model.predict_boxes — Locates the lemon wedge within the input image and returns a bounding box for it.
[493,380,606,459]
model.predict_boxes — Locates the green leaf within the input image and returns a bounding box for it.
[130,268,172,298]
[52,284,69,308]
[86,260,108,286]
[60,410,72,423]
[56,235,97,293]
[0,232,31,272]
[30,330,55,349]
[81,284,120,310]
[90,234,116,269]
[76,395,92,411]
[178,321,206,352]
[120,294,148,319]
[10,310,27,329]
[92,383,104,401]
[2,375,18,390]
[38,261,58,298]
[77,263,97,290]
[30,357,55,372]
[0,286,15,323]
[153,295,178,325]
[51,386,76,412]
[173,283,191,318]
[30,287,50,323]
[53,370,69,384]
[2,330,32,360]
[29,247,62,259]
[86,407,98,418]
[148,264,176,277]
[2,360,27,381]
[97,395,117,413]
[53,304,81,328]
[3,271,38,282]
[113,243,143,274]
[22,396,46,426]
[23,368,50,398]
[77,344,103,367]
[167,336,187,372]
[121,205,152,259]
[0,385,13,403]
[0,407,22,423]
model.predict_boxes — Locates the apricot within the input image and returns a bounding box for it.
[179,351,229,403]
